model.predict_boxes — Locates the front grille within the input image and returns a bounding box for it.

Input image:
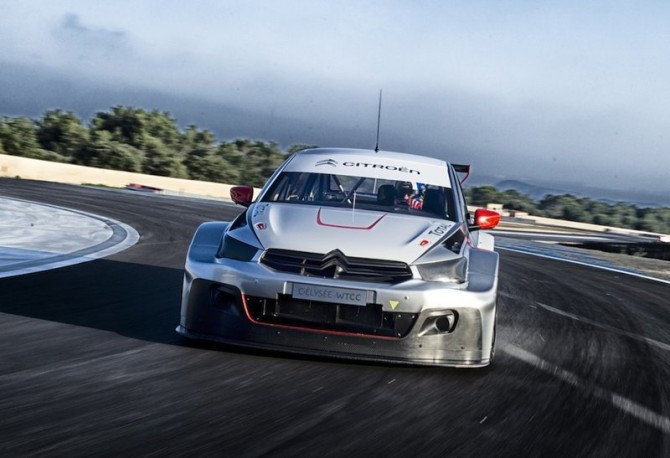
[245,294,416,338]
[260,249,413,284]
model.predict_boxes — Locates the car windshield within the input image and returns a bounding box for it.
[262,171,456,220]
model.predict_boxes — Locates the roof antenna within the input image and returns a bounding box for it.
[374,89,382,153]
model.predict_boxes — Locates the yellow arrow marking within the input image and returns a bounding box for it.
[389,300,399,310]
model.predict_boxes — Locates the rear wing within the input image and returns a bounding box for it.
[452,164,471,185]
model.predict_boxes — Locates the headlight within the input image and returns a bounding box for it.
[415,257,467,283]
[218,234,260,261]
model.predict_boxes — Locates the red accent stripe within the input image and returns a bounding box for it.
[241,294,399,340]
[316,208,385,230]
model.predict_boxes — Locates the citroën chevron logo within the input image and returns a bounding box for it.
[315,159,338,167]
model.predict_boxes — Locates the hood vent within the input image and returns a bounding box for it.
[261,249,413,284]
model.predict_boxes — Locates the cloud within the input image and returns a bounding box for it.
[52,13,132,61]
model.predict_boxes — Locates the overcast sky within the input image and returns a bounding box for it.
[1,0,669,196]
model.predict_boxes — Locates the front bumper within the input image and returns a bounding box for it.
[178,256,497,367]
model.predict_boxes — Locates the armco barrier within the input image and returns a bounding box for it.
[0,154,261,200]
[467,208,668,240]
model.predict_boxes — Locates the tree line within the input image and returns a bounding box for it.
[0,106,314,187]
[0,106,667,233]
[465,186,670,234]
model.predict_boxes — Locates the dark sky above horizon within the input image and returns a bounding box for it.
[1,1,669,194]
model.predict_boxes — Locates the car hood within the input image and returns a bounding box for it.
[249,203,455,264]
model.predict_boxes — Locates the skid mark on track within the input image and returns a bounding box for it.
[499,291,670,352]
[502,344,670,434]
[534,302,670,352]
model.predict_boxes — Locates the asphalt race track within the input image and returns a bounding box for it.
[1,178,669,456]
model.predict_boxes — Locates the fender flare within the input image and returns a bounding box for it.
[187,222,230,263]
[467,247,499,293]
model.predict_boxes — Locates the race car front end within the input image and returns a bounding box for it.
[177,148,500,367]
[177,220,498,367]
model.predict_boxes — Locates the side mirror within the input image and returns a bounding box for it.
[230,185,254,207]
[469,209,500,231]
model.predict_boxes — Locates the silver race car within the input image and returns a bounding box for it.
[177,148,500,367]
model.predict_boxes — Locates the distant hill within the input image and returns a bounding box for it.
[495,180,566,201]
[494,179,668,208]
